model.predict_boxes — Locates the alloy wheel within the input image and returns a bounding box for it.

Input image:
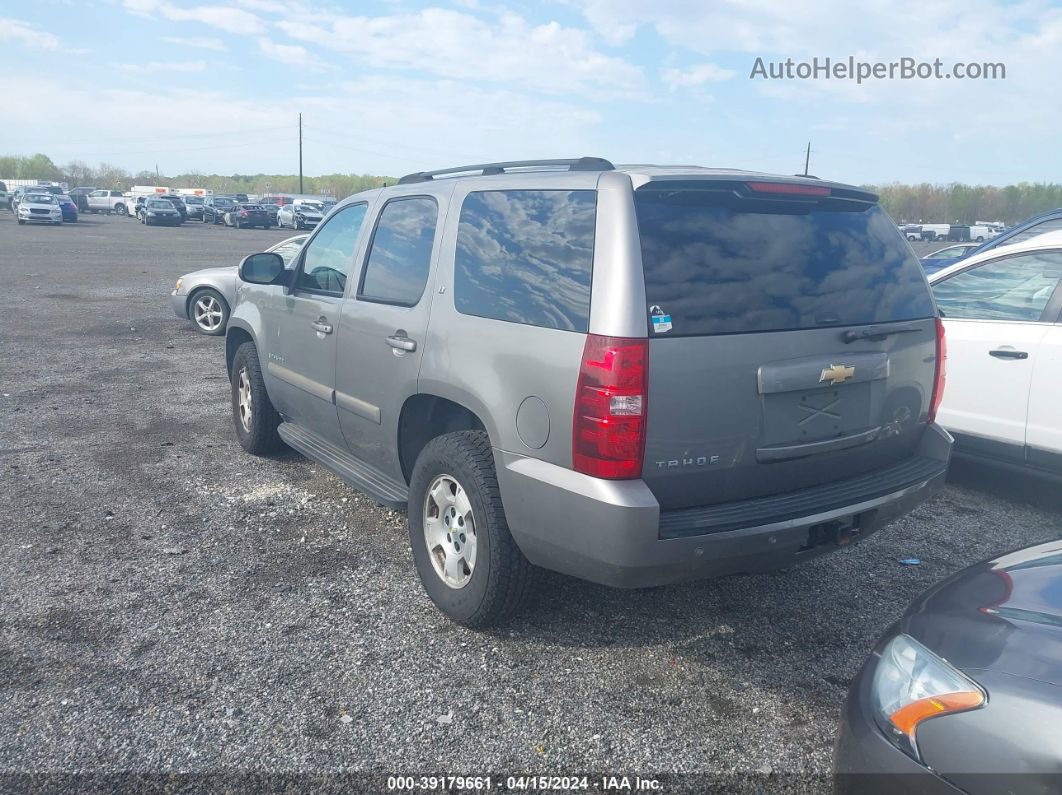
[193,294,224,333]
[423,474,478,589]
[237,367,253,433]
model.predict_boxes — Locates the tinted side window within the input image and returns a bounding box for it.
[636,192,935,336]
[359,197,438,306]
[1005,218,1062,246]
[932,251,1062,322]
[296,204,368,295]
[454,190,596,331]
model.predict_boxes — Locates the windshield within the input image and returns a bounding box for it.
[147,199,171,208]
[215,198,236,207]
[635,188,935,336]
[184,196,204,205]
[25,194,55,204]
[239,204,264,210]
[297,203,323,213]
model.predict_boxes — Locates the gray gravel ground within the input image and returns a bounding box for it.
[0,216,1059,793]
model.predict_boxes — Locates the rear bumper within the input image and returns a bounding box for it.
[496,424,951,589]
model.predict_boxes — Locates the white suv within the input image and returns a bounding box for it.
[930,230,1062,477]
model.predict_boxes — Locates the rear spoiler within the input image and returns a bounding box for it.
[635,179,879,206]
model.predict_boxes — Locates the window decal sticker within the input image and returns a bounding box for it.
[649,304,672,334]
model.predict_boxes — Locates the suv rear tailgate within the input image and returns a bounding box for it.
[633,180,939,511]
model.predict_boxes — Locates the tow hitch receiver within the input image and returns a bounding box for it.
[800,514,865,552]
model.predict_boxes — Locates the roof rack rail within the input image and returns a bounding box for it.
[397,157,614,185]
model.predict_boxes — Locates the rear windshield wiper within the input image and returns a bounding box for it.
[842,324,925,343]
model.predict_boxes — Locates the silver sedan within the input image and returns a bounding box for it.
[170,235,306,335]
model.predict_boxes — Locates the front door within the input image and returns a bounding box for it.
[932,249,1062,458]
[335,194,445,479]
[266,202,370,444]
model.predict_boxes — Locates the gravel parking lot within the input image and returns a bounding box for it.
[1,215,1059,792]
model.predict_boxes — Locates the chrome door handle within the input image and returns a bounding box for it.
[386,334,417,352]
[311,317,333,334]
[989,348,1027,359]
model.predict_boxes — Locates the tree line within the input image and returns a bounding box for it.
[866,182,1062,225]
[3,152,1061,223]
[0,153,392,200]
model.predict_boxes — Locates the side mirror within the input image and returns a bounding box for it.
[239,252,288,285]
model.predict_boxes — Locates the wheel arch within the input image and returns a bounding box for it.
[225,323,256,377]
[397,394,488,484]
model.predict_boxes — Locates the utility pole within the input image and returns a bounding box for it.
[803,141,811,176]
[155,163,160,184]
[298,113,303,194]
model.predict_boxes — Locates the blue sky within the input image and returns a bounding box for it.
[1,0,1060,184]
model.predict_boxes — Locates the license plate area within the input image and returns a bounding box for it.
[798,511,873,552]
[762,382,876,446]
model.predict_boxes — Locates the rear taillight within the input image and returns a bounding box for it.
[746,181,831,197]
[572,335,648,479]
[929,317,947,423]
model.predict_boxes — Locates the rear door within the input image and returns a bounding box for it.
[334,194,445,479]
[634,182,939,510]
[932,250,1062,459]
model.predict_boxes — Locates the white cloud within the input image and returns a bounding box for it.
[113,60,208,74]
[163,36,228,52]
[0,17,61,50]
[256,37,324,68]
[661,63,736,90]
[276,8,645,98]
[122,0,264,34]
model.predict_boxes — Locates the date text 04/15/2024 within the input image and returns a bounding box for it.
[386,775,663,791]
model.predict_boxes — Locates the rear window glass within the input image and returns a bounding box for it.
[455,190,596,331]
[635,190,935,336]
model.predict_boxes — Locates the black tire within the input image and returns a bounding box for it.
[408,431,534,628]
[17,219,25,225]
[230,342,284,455]
[113,203,125,216]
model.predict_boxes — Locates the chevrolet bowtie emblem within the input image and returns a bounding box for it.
[820,363,856,385]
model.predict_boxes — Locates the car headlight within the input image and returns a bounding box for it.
[174,278,183,292]
[871,634,986,759]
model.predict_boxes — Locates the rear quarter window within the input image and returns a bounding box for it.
[635,190,935,336]
[454,189,596,332]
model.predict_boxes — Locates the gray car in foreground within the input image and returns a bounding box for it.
[835,539,1062,794]
[170,235,306,335]
[226,157,951,627]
